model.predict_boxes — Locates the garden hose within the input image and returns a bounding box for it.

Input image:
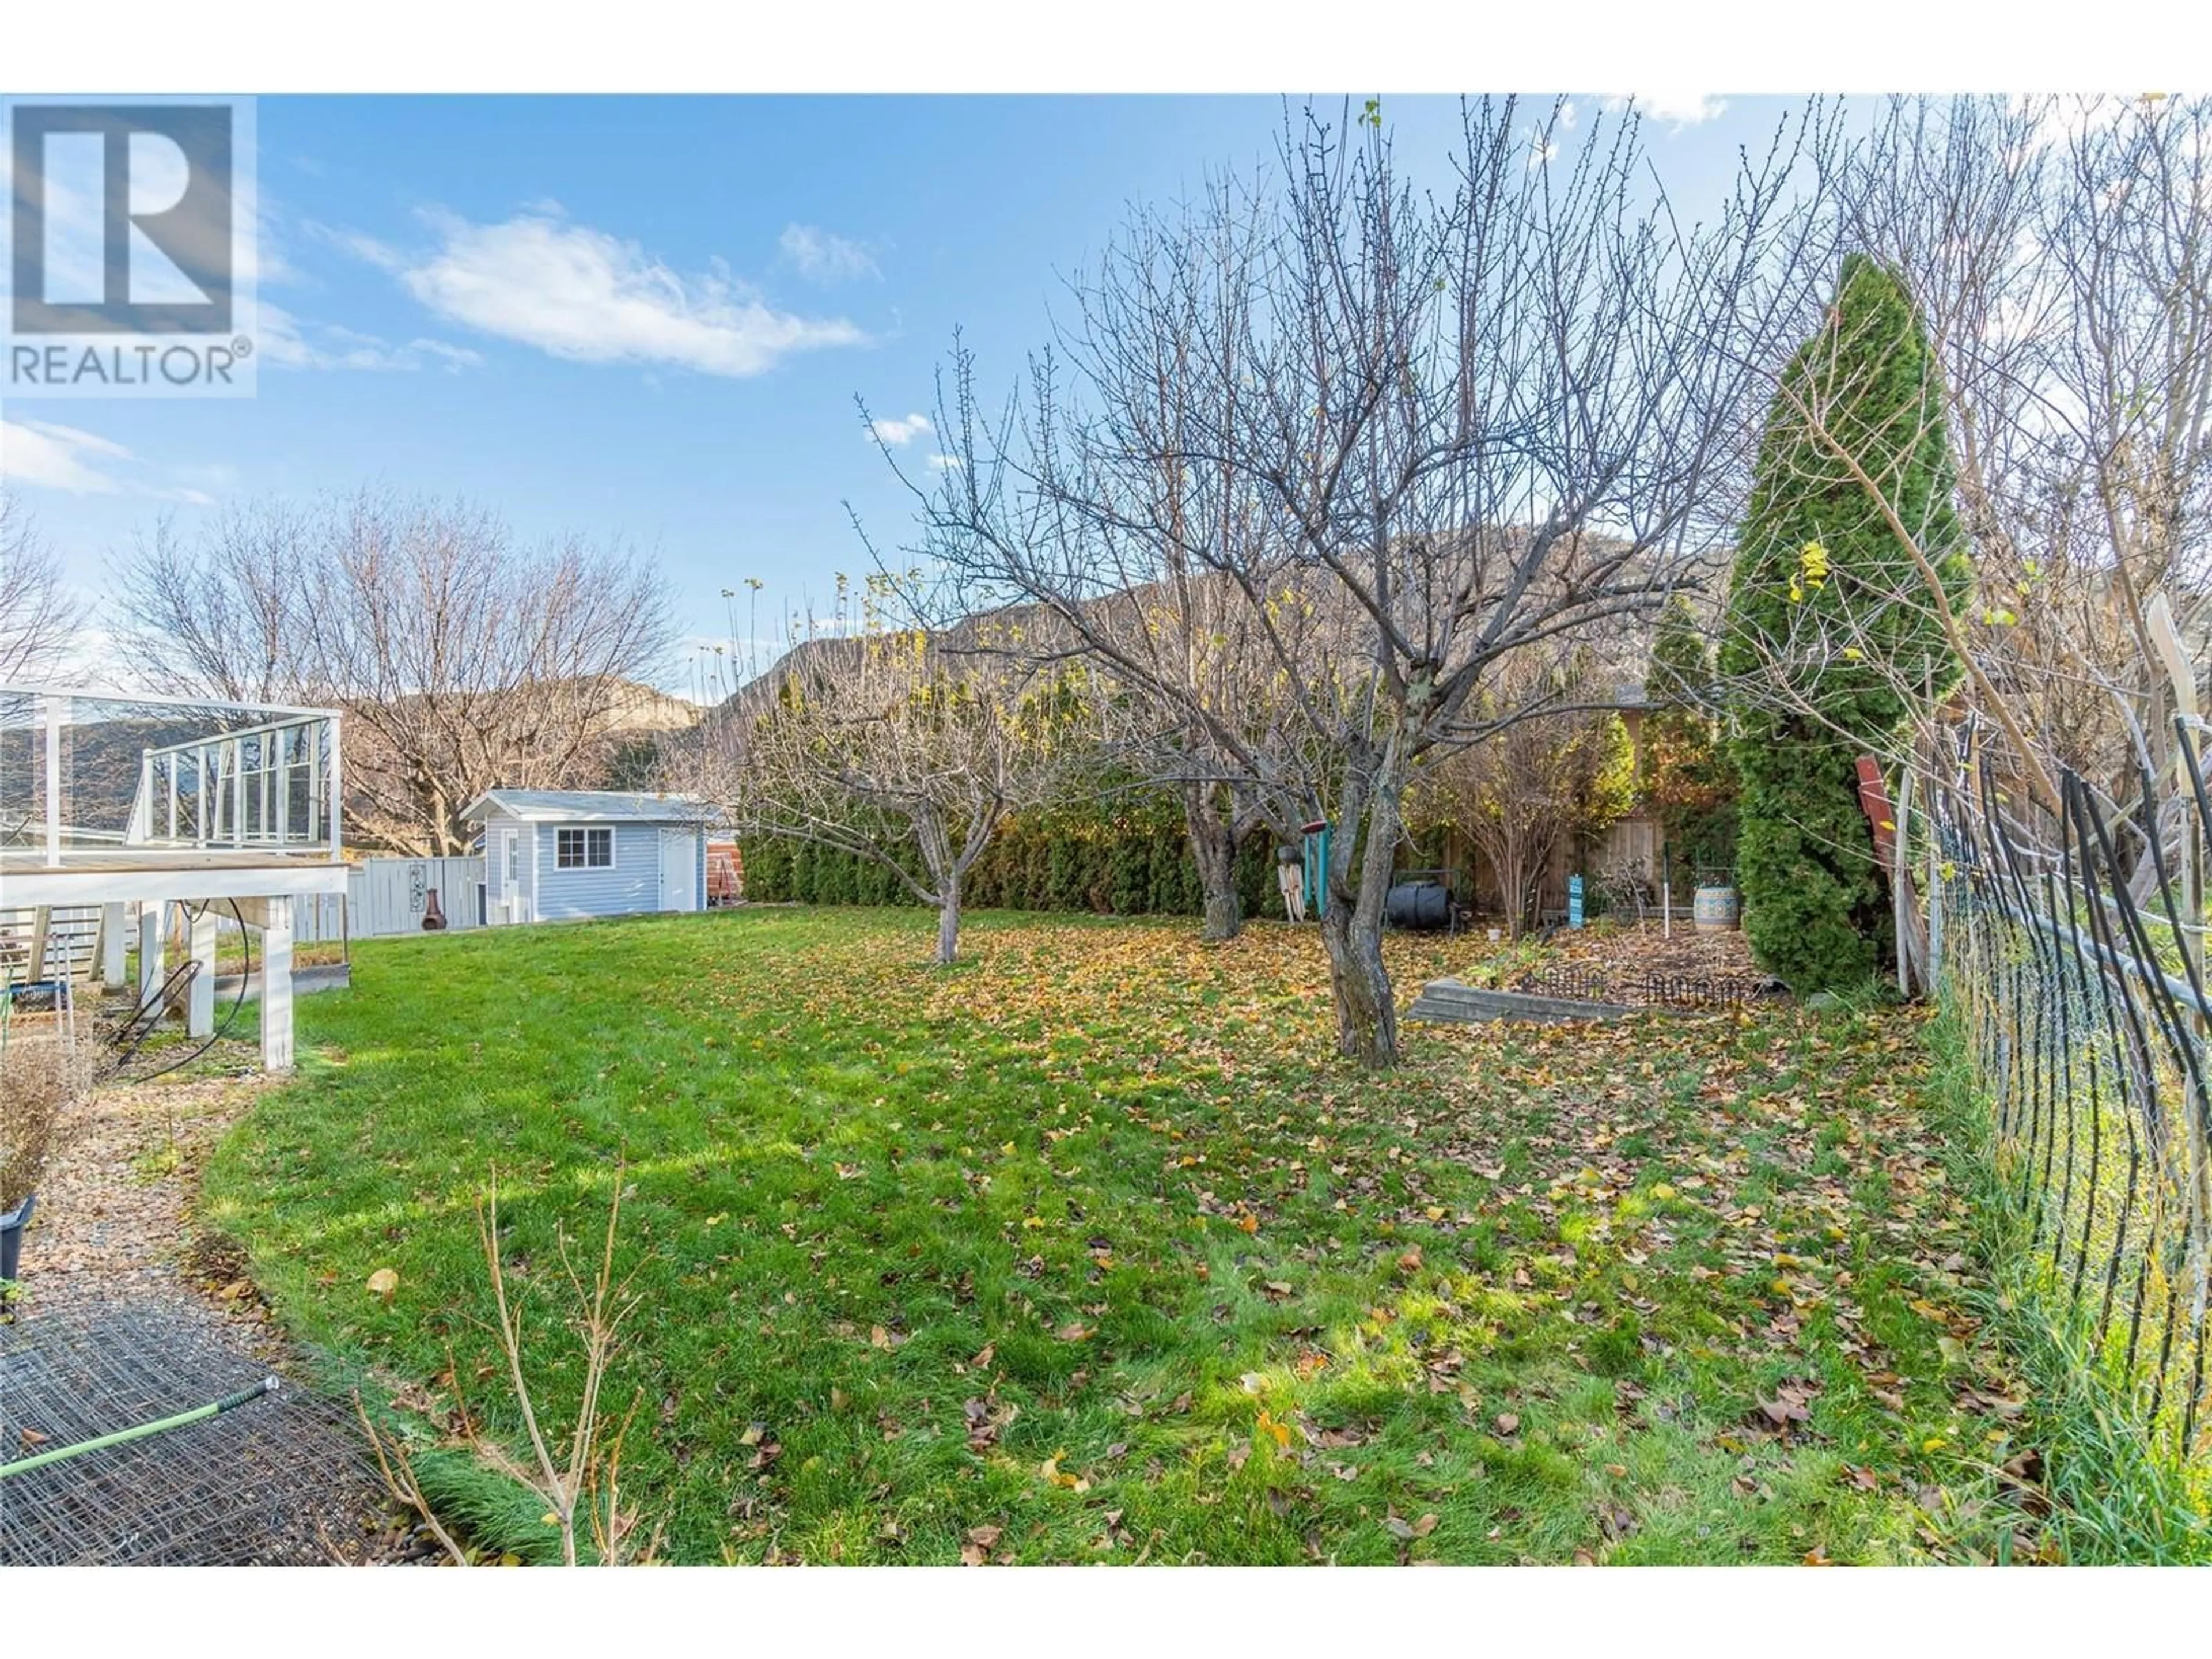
[0,1376,278,1480]
[103,899,253,1084]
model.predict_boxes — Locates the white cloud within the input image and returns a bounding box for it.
[927,453,963,472]
[780,224,880,284]
[259,302,484,373]
[353,208,864,378]
[0,419,214,504]
[868,412,933,446]
[1604,93,1728,127]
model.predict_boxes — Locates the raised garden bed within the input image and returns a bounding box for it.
[1415,920,1784,1022]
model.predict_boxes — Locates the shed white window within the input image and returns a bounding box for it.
[555,827,614,870]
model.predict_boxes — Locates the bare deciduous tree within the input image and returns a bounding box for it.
[1406,654,1638,937]
[112,502,311,703]
[307,493,675,853]
[872,188,1313,940]
[0,490,85,682]
[687,615,1084,965]
[110,490,675,854]
[1832,94,2212,838]
[902,99,1831,1065]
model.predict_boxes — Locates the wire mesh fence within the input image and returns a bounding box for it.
[0,1301,385,1565]
[1931,718,2212,1464]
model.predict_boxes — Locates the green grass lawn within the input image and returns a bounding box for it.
[202,907,2054,1564]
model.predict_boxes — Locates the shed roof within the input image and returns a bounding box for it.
[461,789,724,826]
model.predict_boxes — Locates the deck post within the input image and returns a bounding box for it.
[99,902,127,988]
[187,906,218,1037]
[260,895,294,1071]
[138,903,165,1002]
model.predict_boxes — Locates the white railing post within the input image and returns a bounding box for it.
[42,693,65,866]
[131,750,154,844]
[328,714,344,862]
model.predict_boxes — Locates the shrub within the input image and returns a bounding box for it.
[2,1032,93,1215]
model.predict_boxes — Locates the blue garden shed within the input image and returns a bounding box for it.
[461,789,721,927]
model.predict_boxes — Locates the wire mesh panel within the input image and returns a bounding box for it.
[0,1302,382,1565]
[1932,718,2212,1464]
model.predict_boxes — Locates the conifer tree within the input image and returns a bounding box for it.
[1721,255,1969,992]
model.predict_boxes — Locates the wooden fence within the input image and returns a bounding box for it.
[335,854,484,940]
[266,854,486,945]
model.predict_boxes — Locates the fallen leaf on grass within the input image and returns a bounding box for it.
[1039,1453,1090,1493]
[1493,1412,1520,1437]
[366,1267,398,1305]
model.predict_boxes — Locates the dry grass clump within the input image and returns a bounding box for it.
[2,1030,95,1213]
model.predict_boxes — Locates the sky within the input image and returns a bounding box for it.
[1,92,1789,702]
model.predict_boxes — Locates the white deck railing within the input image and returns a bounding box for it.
[0,684,343,867]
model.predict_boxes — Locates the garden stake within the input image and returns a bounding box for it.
[0,1377,278,1480]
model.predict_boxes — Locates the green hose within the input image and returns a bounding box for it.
[0,1376,278,1479]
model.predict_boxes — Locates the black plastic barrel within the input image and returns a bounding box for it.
[1385,880,1451,930]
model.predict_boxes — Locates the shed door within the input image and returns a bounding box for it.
[658,828,696,912]
[499,828,521,919]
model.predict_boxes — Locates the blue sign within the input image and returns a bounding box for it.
[1302,823,1331,920]
[1567,873,1584,929]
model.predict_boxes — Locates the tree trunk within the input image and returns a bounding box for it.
[1317,747,1408,1069]
[935,874,963,966]
[1183,783,1243,941]
[1496,844,1528,939]
[1319,897,1396,1067]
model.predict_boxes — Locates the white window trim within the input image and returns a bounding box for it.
[554,824,616,872]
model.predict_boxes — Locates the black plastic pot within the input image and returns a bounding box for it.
[1,1191,34,1283]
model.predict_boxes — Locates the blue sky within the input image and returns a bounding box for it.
[2,93,1786,700]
